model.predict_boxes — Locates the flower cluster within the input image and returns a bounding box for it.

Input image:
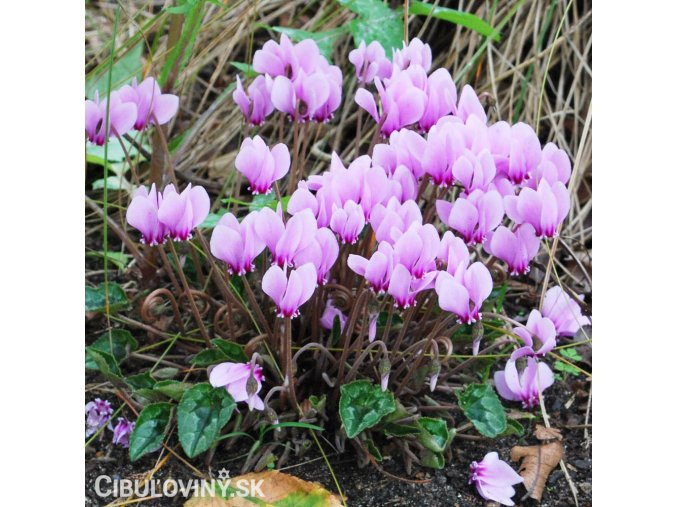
[233,34,342,125]
[127,183,210,244]
[85,398,135,448]
[85,77,178,145]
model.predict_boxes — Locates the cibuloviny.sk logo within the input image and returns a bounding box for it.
[93,468,265,499]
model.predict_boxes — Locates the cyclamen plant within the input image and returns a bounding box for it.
[87,34,590,506]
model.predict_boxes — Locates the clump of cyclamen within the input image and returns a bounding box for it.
[85,76,178,145]
[85,399,135,448]
[127,183,210,244]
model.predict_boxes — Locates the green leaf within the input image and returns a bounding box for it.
[86,250,131,270]
[129,402,173,462]
[85,349,126,388]
[420,449,445,469]
[249,193,290,213]
[212,339,248,362]
[560,348,582,361]
[153,380,193,401]
[86,136,148,166]
[271,26,347,62]
[177,383,236,458]
[85,283,129,314]
[159,0,206,87]
[554,361,582,377]
[200,210,227,229]
[365,438,382,462]
[152,367,180,380]
[338,0,404,59]
[126,372,157,390]
[191,348,228,367]
[230,61,257,78]
[500,418,525,437]
[85,41,143,98]
[416,417,454,453]
[339,380,396,439]
[457,383,507,438]
[383,422,421,437]
[408,1,498,41]
[85,330,138,370]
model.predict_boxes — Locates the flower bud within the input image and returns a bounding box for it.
[378,358,391,392]
[429,359,441,392]
[472,321,484,356]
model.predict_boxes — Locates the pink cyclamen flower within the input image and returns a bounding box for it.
[210,212,265,275]
[368,312,378,343]
[233,75,274,126]
[452,150,497,194]
[349,40,392,84]
[118,77,179,131]
[504,179,570,238]
[293,227,339,284]
[157,184,210,241]
[85,398,113,437]
[348,242,395,294]
[435,263,493,325]
[494,357,555,410]
[255,208,318,267]
[271,67,343,122]
[262,263,318,318]
[489,122,542,184]
[330,200,366,244]
[438,232,470,274]
[391,223,441,278]
[485,224,540,276]
[320,299,347,333]
[418,68,457,132]
[456,85,487,124]
[370,198,422,244]
[387,264,436,308]
[235,136,290,195]
[392,38,432,73]
[111,418,135,448]
[422,122,465,187]
[209,362,265,411]
[541,286,591,336]
[437,190,504,245]
[355,70,427,137]
[512,310,557,359]
[85,91,137,145]
[526,142,571,189]
[126,183,167,246]
[469,451,523,506]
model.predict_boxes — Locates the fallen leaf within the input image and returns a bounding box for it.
[185,470,344,507]
[510,426,564,501]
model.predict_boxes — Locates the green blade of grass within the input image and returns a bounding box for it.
[409,1,499,41]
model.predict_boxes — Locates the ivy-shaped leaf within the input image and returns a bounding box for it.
[85,330,138,370]
[338,0,404,59]
[85,283,129,314]
[153,380,193,401]
[457,383,507,438]
[129,402,173,462]
[178,384,236,458]
[417,417,454,453]
[339,380,396,438]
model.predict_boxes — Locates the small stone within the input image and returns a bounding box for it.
[579,482,592,495]
[574,458,592,470]
[548,469,563,484]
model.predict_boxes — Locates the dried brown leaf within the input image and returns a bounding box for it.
[185,470,343,507]
[534,424,563,441]
[511,435,564,501]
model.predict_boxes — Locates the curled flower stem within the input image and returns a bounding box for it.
[166,241,211,347]
[343,340,388,384]
[284,318,299,412]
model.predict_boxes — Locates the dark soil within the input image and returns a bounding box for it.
[85,375,591,506]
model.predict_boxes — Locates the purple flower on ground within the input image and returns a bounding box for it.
[541,286,591,336]
[262,263,318,318]
[209,362,265,411]
[126,183,167,246]
[320,299,347,333]
[349,40,392,84]
[418,68,457,132]
[85,398,113,437]
[469,451,523,506]
[525,142,572,189]
[435,263,493,326]
[512,309,557,359]
[391,223,441,278]
[235,136,290,195]
[233,75,274,126]
[456,85,486,124]
[490,122,542,185]
[485,224,540,276]
[504,179,571,238]
[392,38,432,73]
[118,77,179,131]
[437,190,504,245]
[85,91,137,146]
[494,357,555,409]
[157,184,210,241]
[370,198,422,244]
[111,418,135,448]
[210,211,265,275]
